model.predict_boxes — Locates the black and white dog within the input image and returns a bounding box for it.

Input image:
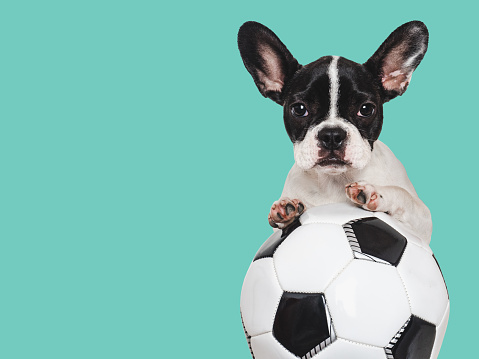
[238,21,432,242]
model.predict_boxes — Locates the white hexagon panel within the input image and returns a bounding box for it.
[431,303,450,359]
[250,332,299,359]
[315,339,387,359]
[274,223,353,292]
[300,202,373,226]
[396,242,449,325]
[325,260,411,347]
[240,257,283,337]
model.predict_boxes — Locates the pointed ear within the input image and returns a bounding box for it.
[365,21,429,102]
[238,21,301,105]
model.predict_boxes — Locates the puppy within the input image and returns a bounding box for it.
[238,21,432,243]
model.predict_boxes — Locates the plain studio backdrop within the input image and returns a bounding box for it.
[0,1,476,358]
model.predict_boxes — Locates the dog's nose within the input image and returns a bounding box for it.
[318,128,347,150]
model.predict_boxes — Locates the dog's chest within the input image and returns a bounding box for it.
[284,167,355,208]
[283,141,407,209]
[304,177,353,208]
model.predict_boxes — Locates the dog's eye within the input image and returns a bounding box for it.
[358,103,376,118]
[291,103,309,117]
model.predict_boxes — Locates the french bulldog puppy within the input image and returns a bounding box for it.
[238,21,432,242]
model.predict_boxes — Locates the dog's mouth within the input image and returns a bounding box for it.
[316,152,349,167]
[317,157,347,166]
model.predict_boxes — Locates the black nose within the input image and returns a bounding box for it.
[318,128,347,150]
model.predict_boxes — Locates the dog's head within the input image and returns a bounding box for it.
[238,21,428,175]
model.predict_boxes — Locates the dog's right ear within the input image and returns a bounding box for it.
[364,21,429,103]
[238,21,301,105]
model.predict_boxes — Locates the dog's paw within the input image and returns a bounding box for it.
[268,198,305,229]
[345,181,382,211]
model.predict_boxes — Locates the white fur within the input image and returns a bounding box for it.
[293,119,371,174]
[282,141,432,243]
[328,56,340,119]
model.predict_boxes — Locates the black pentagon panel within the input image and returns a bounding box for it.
[273,292,336,358]
[345,217,407,266]
[253,219,301,261]
[433,254,449,299]
[385,315,436,359]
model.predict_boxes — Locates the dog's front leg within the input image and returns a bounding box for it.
[346,182,432,243]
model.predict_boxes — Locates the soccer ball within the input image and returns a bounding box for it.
[240,203,449,359]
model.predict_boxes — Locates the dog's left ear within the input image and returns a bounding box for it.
[238,21,301,105]
[365,21,429,102]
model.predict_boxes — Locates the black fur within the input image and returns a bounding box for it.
[237,21,301,104]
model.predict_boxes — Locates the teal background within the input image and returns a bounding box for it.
[0,0,476,358]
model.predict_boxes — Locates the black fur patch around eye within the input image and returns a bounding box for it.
[282,57,334,142]
[335,58,383,143]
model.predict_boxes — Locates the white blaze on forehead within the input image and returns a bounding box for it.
[327,56,340,119]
